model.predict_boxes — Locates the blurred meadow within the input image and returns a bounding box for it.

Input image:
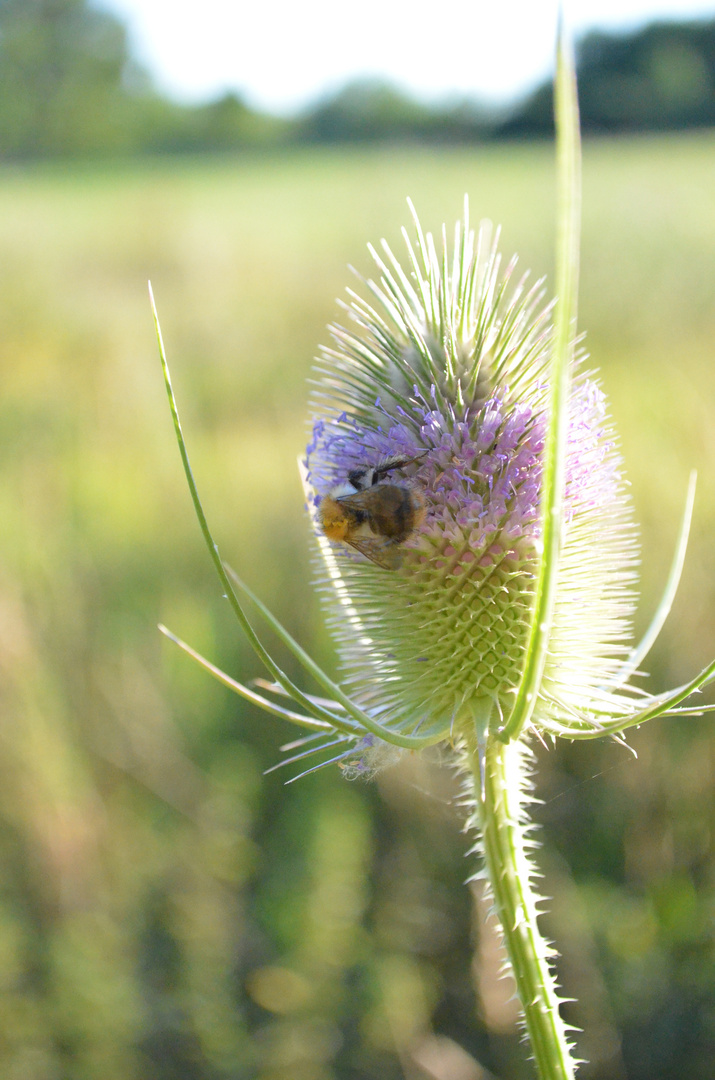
[1,135,714,1080]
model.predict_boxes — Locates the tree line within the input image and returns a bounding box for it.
[1,0,715,159]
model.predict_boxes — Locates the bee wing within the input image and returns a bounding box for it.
[336,484,419,512]
[334,487,378,511]
[344,534,403,570]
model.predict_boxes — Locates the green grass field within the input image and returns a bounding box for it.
[1,137,714,1080]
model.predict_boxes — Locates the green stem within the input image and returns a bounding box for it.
[468,732,577,1080]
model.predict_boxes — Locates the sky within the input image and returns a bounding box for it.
[98,0,715,115]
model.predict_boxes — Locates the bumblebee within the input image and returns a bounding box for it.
[317,453,426,569]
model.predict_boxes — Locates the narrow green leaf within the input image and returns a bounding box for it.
[159,624,332,731]
[559,656,715,740]
[610,472,696,687]
[499,25,581,742]
[149,282,358,736]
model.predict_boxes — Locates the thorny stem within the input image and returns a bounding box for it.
[466,727,577,1080]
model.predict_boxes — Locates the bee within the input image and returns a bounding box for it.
[317,453,427,569]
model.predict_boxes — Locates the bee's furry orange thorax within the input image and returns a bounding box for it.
[318,496,350,541]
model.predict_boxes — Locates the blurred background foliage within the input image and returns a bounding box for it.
[3,1,715,157]
[0,2,714,1079]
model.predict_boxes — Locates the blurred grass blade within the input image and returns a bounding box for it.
[499,23,581,741]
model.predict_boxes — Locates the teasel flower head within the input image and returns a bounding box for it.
[298,200,715,777]
[306,205,623,750]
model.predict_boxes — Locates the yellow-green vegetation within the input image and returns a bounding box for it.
[0,138,714,1079]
